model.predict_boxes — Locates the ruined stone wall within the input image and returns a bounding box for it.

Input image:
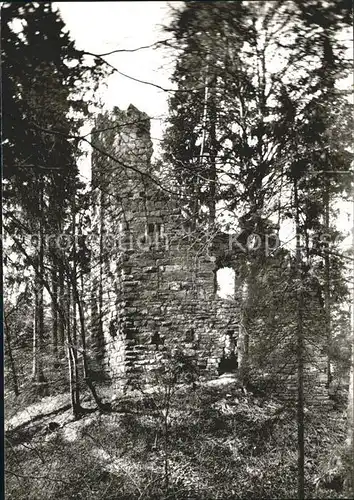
[90,105,240,388]
[89,104,330,409]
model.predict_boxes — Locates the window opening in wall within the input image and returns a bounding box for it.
[215,267,235,299]
[151,331,164,350]
[218,330,238,375]
[147,222,163,236]
[185,328,195,343]
[147,223,155,236]
[146,222,165,247]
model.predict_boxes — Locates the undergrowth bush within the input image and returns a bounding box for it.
[5,380,348,499]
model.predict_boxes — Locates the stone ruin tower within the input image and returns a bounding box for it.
[88,104,331,410]
[89,105,240,388]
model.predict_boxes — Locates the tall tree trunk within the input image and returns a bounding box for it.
[208,80,217,226]
[7,227,84,417]
[69,266,108,411]
[32,281,39,379]
[67,282,81,415]
[67,341,80,419]
[67,336,76,412]
[66,282,81,417]
[346,189,354,494]
[97,185,105,355]
[347,304,354,494]
[32,267,46,392]
[198,61,209,228]
[324,179,332,388]
[238,283,249,381]
[89,190,104,369]
[4,317,19,396]
[32,174,47,394]
[237,322,249,380]
[51,259,58,361]
[294,178,305,500]
[72,201,81,410]
[240,272,256,380]
[58,260,65,349]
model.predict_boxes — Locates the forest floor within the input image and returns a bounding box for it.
[5,376,349,500]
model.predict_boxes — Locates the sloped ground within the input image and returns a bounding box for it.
[5,393,72,432]
[5,378,348,499]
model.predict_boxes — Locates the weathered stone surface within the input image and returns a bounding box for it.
[89,105,330,404]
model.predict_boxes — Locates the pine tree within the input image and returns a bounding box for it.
[2,1,107,402]
[164,2,352,497]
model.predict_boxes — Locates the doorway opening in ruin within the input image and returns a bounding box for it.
[215,267,236,299]
[218,330,238,375]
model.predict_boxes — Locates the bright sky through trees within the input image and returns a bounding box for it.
[56,1,353,253]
